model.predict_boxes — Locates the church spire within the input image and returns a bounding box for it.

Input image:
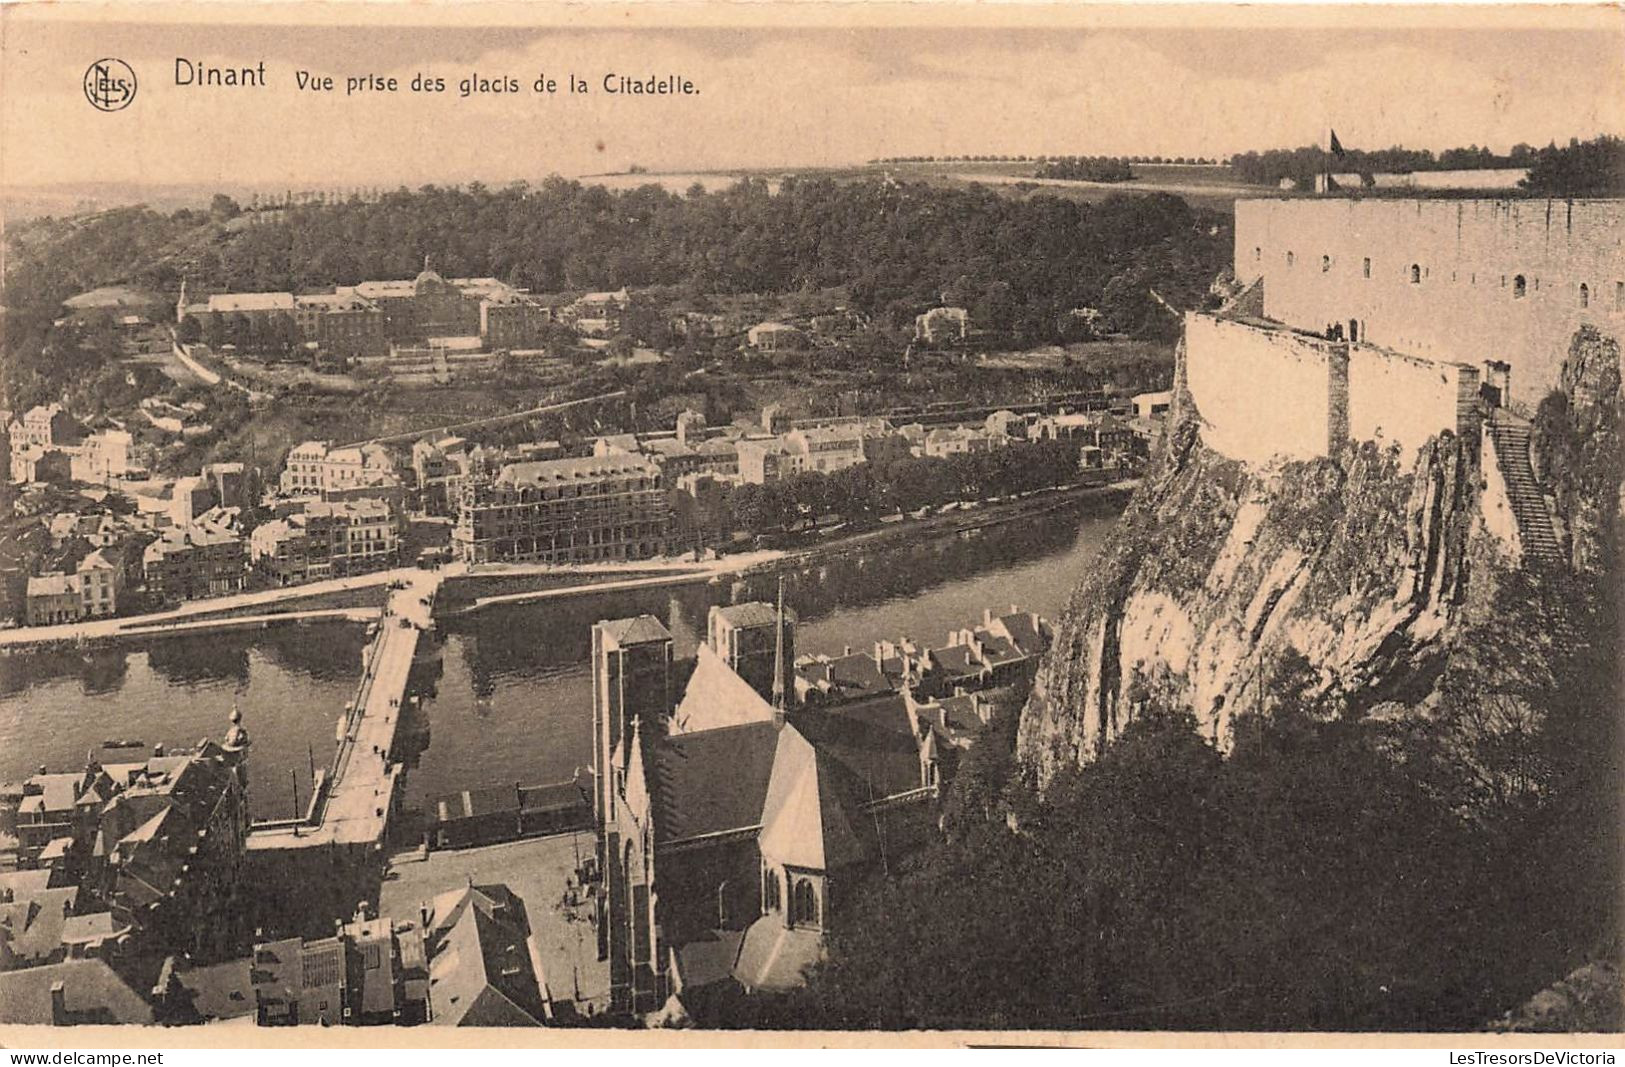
[771,575,787,717]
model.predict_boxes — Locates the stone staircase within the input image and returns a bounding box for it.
[1486,414,1564,566]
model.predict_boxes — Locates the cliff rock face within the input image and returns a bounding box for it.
[1017,406,1479,788]
[1019,325,1622,789]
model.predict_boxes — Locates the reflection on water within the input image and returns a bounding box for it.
[0,495,1124,823]
[0,624,369,822]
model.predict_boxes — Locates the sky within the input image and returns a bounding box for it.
[2,3,1622,190]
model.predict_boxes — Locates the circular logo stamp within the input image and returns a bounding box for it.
[84,59,137,112]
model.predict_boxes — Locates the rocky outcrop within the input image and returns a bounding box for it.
[1019,324,1622,789]
[1017,412,1479,788]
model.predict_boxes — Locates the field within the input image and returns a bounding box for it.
[581,161,1278,213]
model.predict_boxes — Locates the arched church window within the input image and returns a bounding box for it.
[1363,258,1371,279]
[1513,275,1527,299]
[764,868,781,912]
[791,879,819,928]
[1579,283,1590,309]
[1321,255,1332,273]
[1286,251,1295,268]
[1410,264,1422,284]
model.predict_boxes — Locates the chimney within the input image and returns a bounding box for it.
[843,645,852,658]
[50,980,67,1025]
[982,608,992,628]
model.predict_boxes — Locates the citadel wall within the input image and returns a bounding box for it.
[1234,198,1624,410]
[1345,344,1480,462]
[1183,313,1345,465]
[1184,313,1480,467]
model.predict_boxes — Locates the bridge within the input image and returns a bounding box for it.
[248,569,441,853]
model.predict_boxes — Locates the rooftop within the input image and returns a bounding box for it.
[597,614,672,649]
[206,292,296,313]
[498,453,660,486]
[651,720,781,846]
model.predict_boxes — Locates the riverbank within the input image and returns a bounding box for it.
[0,477,1136,649]
[440,477,1137,616]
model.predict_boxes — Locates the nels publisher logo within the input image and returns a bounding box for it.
[84,58,137,111]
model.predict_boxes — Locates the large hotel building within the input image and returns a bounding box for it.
[451,453,670,565]
[178,264,552,358]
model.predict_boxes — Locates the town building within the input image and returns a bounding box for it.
[985,409,1034,440]
[68,431,135,486]
[7,404,83,453]
[567,289,630,336]
[706,601,797,704]
[914,306,970,344]
[279,440,400,498]
[202,462,251,510]
[674,409,707,447]
[795,606,1052,707]
[746,322,806,352]
[142,521,245,601]
[452,454,669,565]
[9,445,73,486]
[3,713,253,967]
[1030,412,1136,467]
[74,550,122,617]
[250,498,398,584]
[735,423,870,485]
[181,264,550,359]
[292,292,387,358]
[921,426,997,458]
[0,959,156,1024]
[251,886,547,1028]
[24,573,82,625]
[1132,390,1173,420]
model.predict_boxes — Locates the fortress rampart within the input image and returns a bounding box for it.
[1184,312,1479,467]
[1234,198,1624,410]
[1183,314,1346,466]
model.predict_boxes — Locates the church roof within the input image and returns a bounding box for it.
[788,692,923,802]
[757,725,866,872]
[670,644,777,734]
[651,721,780,846]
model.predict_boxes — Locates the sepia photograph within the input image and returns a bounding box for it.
[0,0,1622,1050]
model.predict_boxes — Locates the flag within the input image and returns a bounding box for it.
[1329,129,1347,158]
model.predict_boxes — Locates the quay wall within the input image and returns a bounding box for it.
[1233,198,1625,410]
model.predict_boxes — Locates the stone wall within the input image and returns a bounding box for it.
[1346,344,1480,463]
[1183,313,1346,465]
[1234,198,1625,410]
[1186,313,1481,467]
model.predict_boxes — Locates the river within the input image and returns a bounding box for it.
[0,494,1123,821]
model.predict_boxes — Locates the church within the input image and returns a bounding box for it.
[592,597,943,1020]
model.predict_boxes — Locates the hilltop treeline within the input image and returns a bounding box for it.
[871,155,1221,165]
[1230,135,1625,194]
[1033,157,1136,183]
[186,178,1225,333]
[2,178,1228,403]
